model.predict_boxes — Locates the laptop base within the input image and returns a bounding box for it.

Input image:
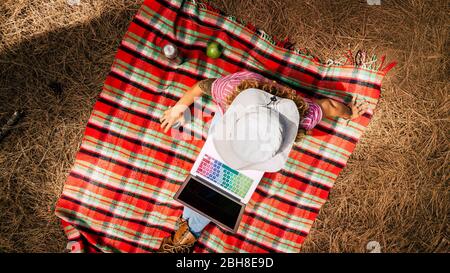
[174,174,245,233]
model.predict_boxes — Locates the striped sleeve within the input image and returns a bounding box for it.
[211,70,266,113]
[301,98,323,131]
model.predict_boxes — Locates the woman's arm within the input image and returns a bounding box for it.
[315,96,369,120]
[160,79,215,132]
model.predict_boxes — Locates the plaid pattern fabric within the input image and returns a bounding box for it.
[55,0,394,253]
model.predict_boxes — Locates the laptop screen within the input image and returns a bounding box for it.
[176,176,243,231]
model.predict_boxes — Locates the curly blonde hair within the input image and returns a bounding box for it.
[225,79,309,141]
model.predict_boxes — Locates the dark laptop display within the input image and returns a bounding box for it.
[175,175,244,232]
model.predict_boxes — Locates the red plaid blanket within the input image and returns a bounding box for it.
[55,0,395,253]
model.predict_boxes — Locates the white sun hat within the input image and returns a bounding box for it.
[210,88,299,172]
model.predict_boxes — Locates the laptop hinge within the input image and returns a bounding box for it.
[191,174,243,203]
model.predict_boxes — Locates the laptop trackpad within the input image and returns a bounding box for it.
[175,176,244,232]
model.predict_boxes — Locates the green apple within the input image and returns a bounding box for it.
[206,41,222,59]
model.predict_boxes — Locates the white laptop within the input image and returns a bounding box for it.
[192,136,264,204]
[174,136,264,232]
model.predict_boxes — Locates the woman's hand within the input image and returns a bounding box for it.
[316,96,369,121]
[160,105,187,133]
[347,95,369,119]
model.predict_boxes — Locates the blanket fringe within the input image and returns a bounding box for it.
[188,0,396,74]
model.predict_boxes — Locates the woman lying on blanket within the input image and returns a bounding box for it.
[158,70,368,253]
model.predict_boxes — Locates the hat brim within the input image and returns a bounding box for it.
[211,88,299,172]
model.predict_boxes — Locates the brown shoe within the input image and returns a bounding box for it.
[158,218,197,253]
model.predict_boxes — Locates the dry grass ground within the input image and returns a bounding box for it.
[0,0,448,253]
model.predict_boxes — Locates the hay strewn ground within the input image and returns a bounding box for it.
[0,0,448,252]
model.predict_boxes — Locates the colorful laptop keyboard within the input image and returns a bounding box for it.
[196,154,253,199]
